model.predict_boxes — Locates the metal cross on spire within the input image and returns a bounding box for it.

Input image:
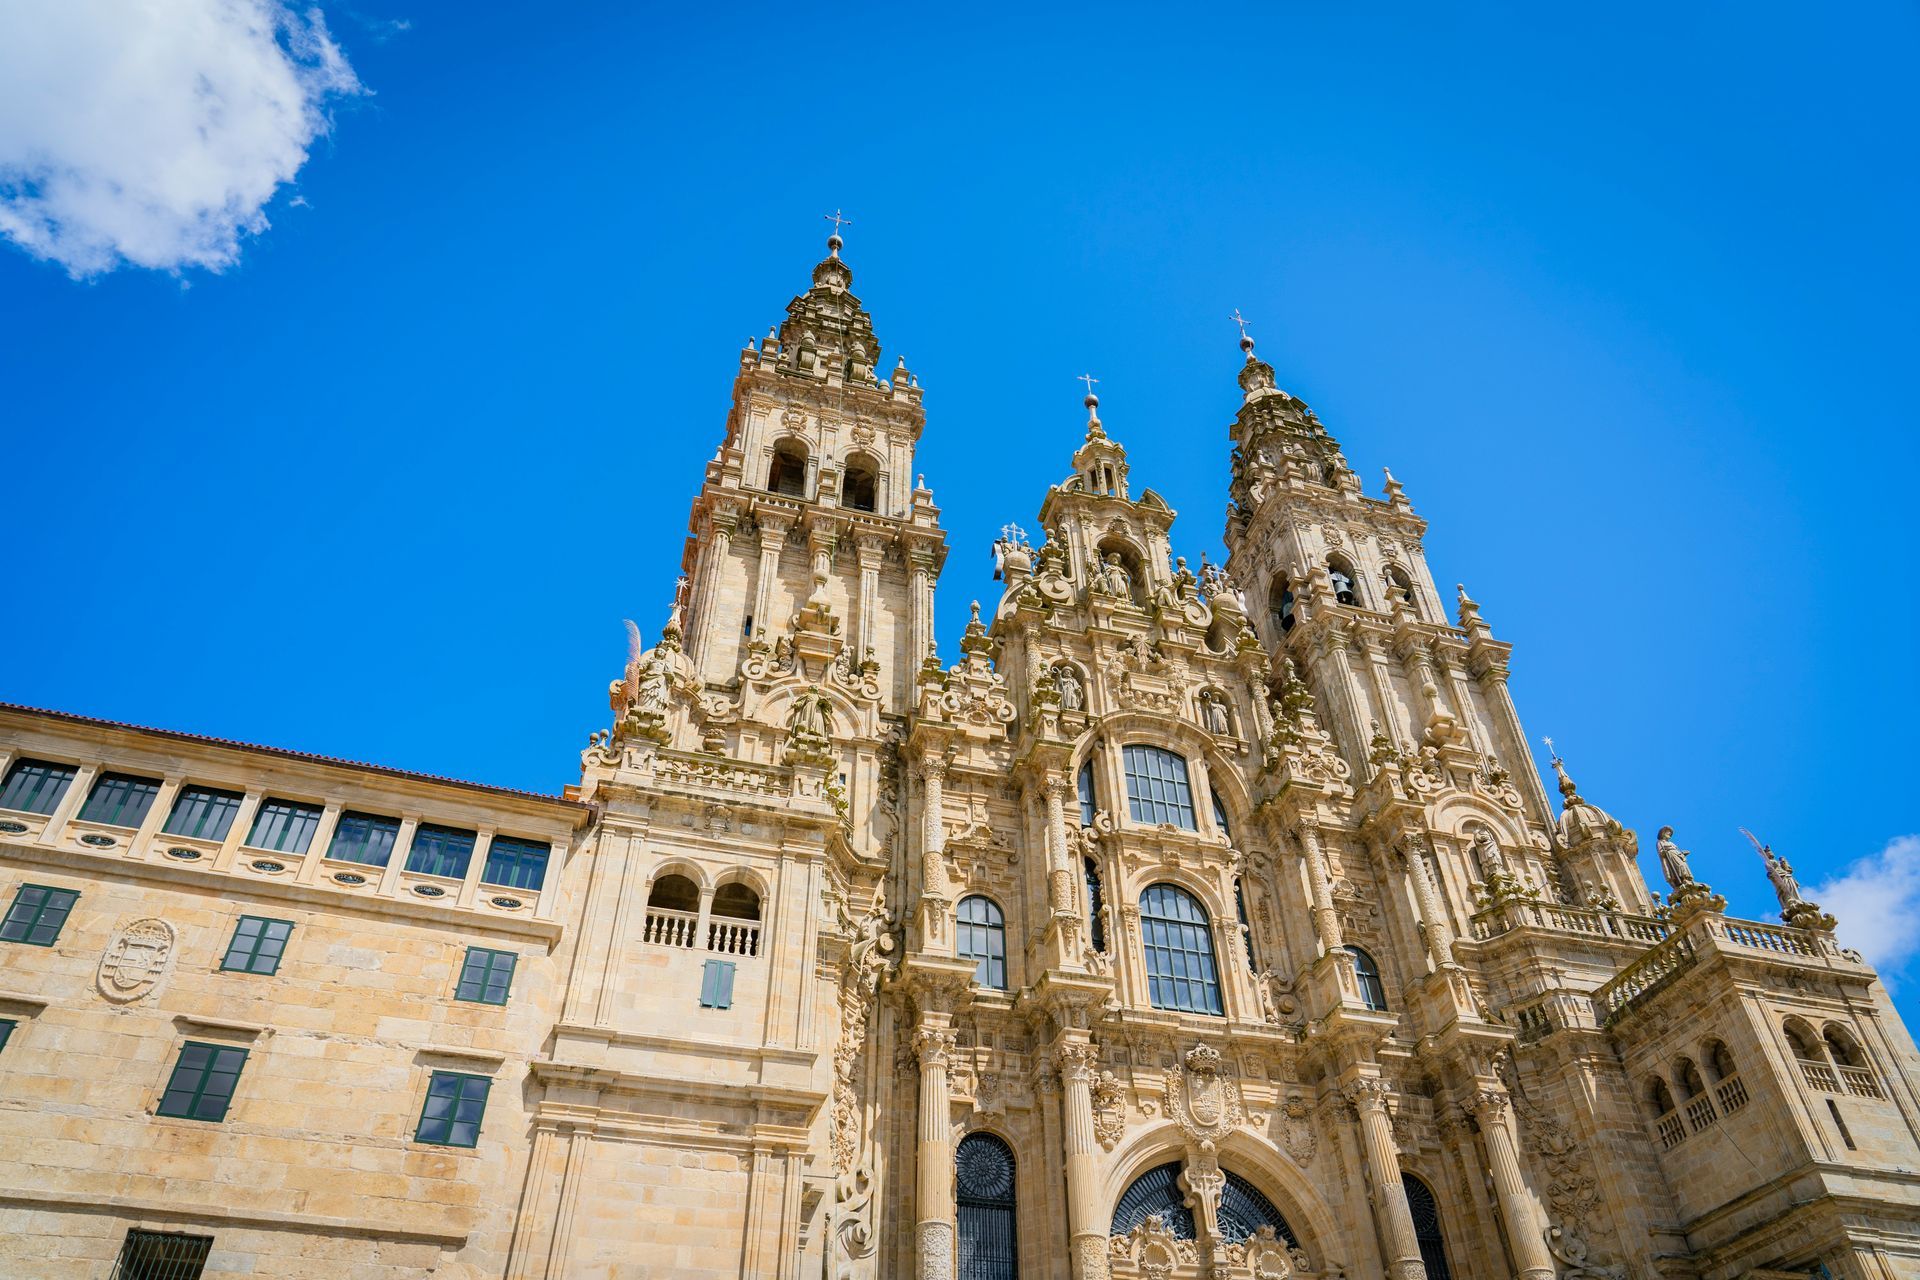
[1076,373,1100,397]
[1542,735,1558,762]
[1230,309,1252,341]
[823,209,853,235]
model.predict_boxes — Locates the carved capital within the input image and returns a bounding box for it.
[912,1026,958,1069]
[1056,1040,1100,1086]
[1342,1076,1392,1114]
[1471,1087,1511,1123]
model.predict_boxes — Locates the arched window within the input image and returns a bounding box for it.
[1785,1020,1824,1062]
[1402,1173,1453,1280]
[1139,884,1224,1016]
[1111,1161,1194,1239]
[957,895,1008,990]
[709,880,762,957]
[1327,555,1361,607]
[1078,760,1097,827]
[1084,857,1106,953]
[1705,1040,1738,1082]
[1348,945,1387,1012]
[1211,788,1231,841]
[1219,1170,1297,1245]
[646,873,698,913]
[1270,574,1296,633]
[1823,1026,1865,1069]
[767,441,808,497]
[1385,565,1418,614]
[711,882,759,920]
[1675,1058,1707,1100]
[956,1132,1018,1279]
[841,454,878,512]
[1122,745,1196,829]
[1646,1076,1676,1119]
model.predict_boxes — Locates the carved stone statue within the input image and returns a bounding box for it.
[1200,692,1231,736]
[1748,831,1807,911]
[1097,552,1132,598]
[1055,665,1085,711]
[787,686,834,742]
[1655,826,1695,891]
[630,650,670,715]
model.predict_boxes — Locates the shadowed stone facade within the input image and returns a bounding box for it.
[3,234,1917,1279]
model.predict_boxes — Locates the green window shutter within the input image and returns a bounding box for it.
[0,884,80,946]
[454,947,516,1004]
[700,959,736,1009]
[156,1041,249,1122]
[220,916,293,975]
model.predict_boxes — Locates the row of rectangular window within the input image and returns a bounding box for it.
[0,884,518,1005]
[151,1039,490,1146]
[1,759,551,891]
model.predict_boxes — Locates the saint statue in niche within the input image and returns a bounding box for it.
[1055,665,1085,711]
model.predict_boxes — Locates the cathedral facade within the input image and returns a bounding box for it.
[2,234,1918,1280]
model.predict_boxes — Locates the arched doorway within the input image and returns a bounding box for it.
[1108,1157,1303,1274]
[1402,1172,1452,1280]
[956,1132,1018,1279]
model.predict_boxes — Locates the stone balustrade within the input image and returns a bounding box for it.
[1593,931,1699,1025]
[643,905,700,948]
[1470,897,1671,944]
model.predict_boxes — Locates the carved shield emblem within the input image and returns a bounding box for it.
[1166,1044,1242,1142]
[96,918,175,1003]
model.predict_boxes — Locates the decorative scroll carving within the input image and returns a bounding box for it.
[829,891,897,1175]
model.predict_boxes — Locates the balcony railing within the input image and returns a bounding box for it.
[1798,1059,1840,1093]
[1654,1111,1685,1150]
[1470,898,1672,944]
[1593,932,1698,1025]
[708,918,761,957]
[1715,1073,1749,1114]
[1684,1093,1718,1133]
[1838,1065,1883,1099]
[644,906,700,948]
[1714,918,1821,957]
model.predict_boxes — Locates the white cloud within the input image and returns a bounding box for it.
[1810,835,1920,985]
[0,0,363,277]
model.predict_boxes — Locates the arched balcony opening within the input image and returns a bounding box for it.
[767,440,809,498]
[709,880,762,957]
[643,873,701,948]
[841,452,879,512]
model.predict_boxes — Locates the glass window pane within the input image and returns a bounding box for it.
[77,773,161,828]
[247,799,322,853]
[327,812,399,867]
[162,787,243,841]
[482,836,549,891]
[1139,884,1223,1016]
[1122,746,1196,829]
[0,760,76,816]
[406,825,475,879]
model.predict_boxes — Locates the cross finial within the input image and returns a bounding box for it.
[1230,309,1251,340]
[1077,373,1099,397]
[1542,735,1558,762]
[823,209,853,235]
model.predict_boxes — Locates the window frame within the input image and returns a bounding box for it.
[1348,945,1388,1012]
[1121,745,1197,830]
[0,758,76,816]
[219,915,294,976]
[161,785,245,842]
[481,835,550,891]
[1138,883,1225,1017]
[113,1228,214,1280]
[956,894,1009,991]
[0,1018,16,1052]
[326,811,401,868]
[77,772,162,829]
[699,958,737,1009]
[414,1069,491,1148]
[0,883,80,946]
[246,798,323,854]
[406,823,476,880]
[454,946,518,1005]
[155,1040,249,1123]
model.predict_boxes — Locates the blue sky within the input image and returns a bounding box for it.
[2,5,1915,1009]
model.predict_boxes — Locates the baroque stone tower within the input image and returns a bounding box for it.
[2,232,1917,1280]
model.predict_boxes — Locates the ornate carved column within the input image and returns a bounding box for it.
[1344,1077,1426,1280]
[908,547,937,672]
[1044,776,1077,917]
[917,752,952,952]
[1056,1040,1109,1280]
[1399,839,1455,971]
[753,515,791,640]
[1472,1088,1555,1280]
[913,1023,959,1280]
[855,534,887,664]
[1298,822,1344,955]
[689,503,739,670]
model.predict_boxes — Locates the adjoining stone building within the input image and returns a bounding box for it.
[3,231,1917,1280]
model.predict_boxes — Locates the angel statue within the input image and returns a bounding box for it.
[1743,829,1807,912]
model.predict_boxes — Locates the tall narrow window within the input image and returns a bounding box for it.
[767,441,808,497]
[220,916,293,975]
[157,1041,248,1122]
[406,824,476,879]
[78,773,161,828]
[1121,746,1196,830]
[1386,566,1419,614]
[1234,877,1256,968]
[957,895,1008,990]
[956,1132,1018,1280]
[1402,1173,1453,1280]
[0,884,79,946]
[1084,856,1106,953]
[112,1229,213,1280]
[1211,789,1232,841]
[842,455,879,512]
[0,759,76,815]
[327,812,400,867]
[161,786,243,842]
[246,799,322,854]
[1270,576,1296,634]
[415,1070,490,1147]
[455,947,517,1004]
[482,836,550,891]
[1139,884,1223,1015]
[1349,946,1387,1012]
[1077,760,1097,826]
[699,958,737,1008]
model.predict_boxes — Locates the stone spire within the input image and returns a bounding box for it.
[1069,377,1130,499]
[771,225,884,383]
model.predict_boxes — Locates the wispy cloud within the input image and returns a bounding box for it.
[1810,835,1920,987]
[0,0,364,277]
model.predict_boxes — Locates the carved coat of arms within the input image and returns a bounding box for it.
[1165,1044,1243,1142]
[96,918,176,1003]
